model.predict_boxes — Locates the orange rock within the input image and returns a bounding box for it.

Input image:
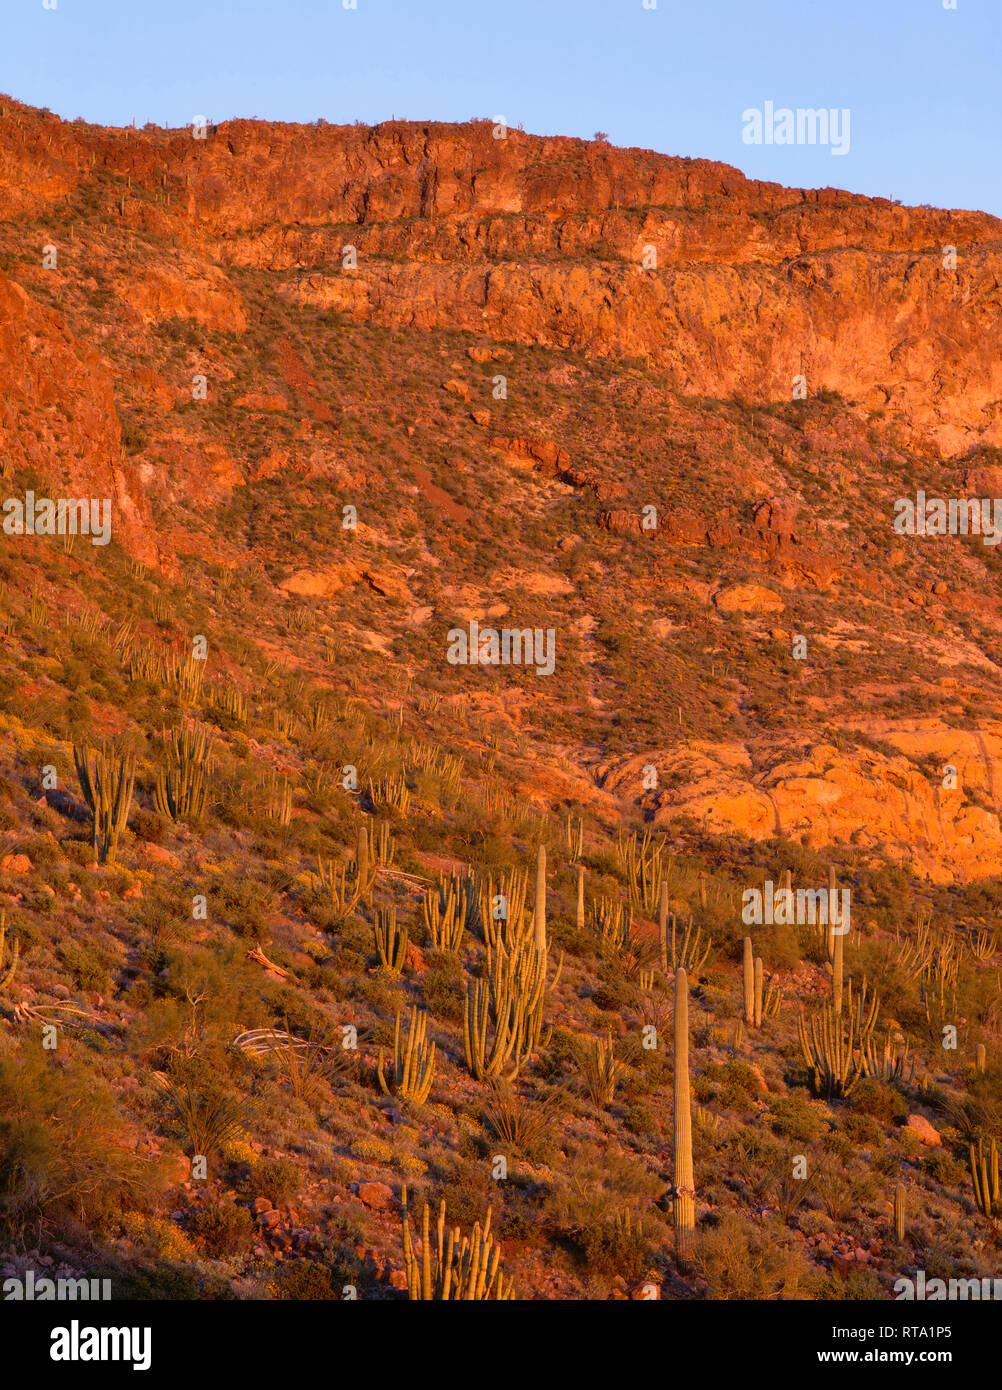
[904,1114,942,1147]
[0,853,33,874]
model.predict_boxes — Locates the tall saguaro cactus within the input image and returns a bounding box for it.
[533,843,547,954]
[832,919,845,1017]
[753,956,763,1029]
[742,936,755,1027]
[73,742,137,865]
[576,864,586,932]
[673,967,695,1252]
[894,1184,907,1242]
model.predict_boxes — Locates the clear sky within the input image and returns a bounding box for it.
[2,0,1000,215]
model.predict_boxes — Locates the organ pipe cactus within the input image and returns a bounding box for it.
[400,1185,513,1300]
[673,967,695,1252]
[374,904,408,973]
[797,976,880,1099]
[73,742,137,865]
[659,898,710,978]
[742,936,755,1026]
[154,722,212,822]
[423,878,466,954]
[970,1137,1000,1222]
[378,1008,435,1104]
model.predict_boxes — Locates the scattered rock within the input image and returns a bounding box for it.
[355,1181,395,1212]
[904,1114,942,1147]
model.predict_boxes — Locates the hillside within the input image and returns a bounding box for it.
[1,99,1001,1301]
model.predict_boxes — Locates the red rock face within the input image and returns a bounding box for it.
[1,100,1000,461]
[0,266,154,561]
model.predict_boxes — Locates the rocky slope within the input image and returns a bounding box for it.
[3,99,1002,1304]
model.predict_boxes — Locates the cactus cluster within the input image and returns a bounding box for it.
[400,1186,513,1299]
[374,904,408,973]
[73,742,137,865]
[659,882,710,977]
[378,1007,435,1103]
[970,1137,1000,1221]
[797,976,880,1099]
[154,723,212,822]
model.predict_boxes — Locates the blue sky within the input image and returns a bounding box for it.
[2,0,1000,215]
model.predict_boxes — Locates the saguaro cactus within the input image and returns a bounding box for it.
[356,823,370,895]
[742,936,755,1026]
[533,843,547,954]
[753,956,763,1029]
[894,1184,907,1242]
[576,864,585,932]
[673,967,695,1252]
[976,1043,987,1074]
[832,919,845,1017]
[73,742,137,865]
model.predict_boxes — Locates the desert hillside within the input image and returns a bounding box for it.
[1,99,1001,1300]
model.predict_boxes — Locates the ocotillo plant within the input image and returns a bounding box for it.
[378,1007,435,1104]
[673,967,695,1253]
[533,843,547,954]
[742,936,755,1027]
[893,1183,907,1241]
[73,742,137,865]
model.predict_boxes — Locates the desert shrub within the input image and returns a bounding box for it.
[849,1079,908,1123]
[271,1259,335,1300]
[688,1213,820,1298]
[188,1197,255,1256]
[243,1157,301,1206]
[840,1111,882,1146]
[0,1050,155,1242]
[769,1094,821,1142]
